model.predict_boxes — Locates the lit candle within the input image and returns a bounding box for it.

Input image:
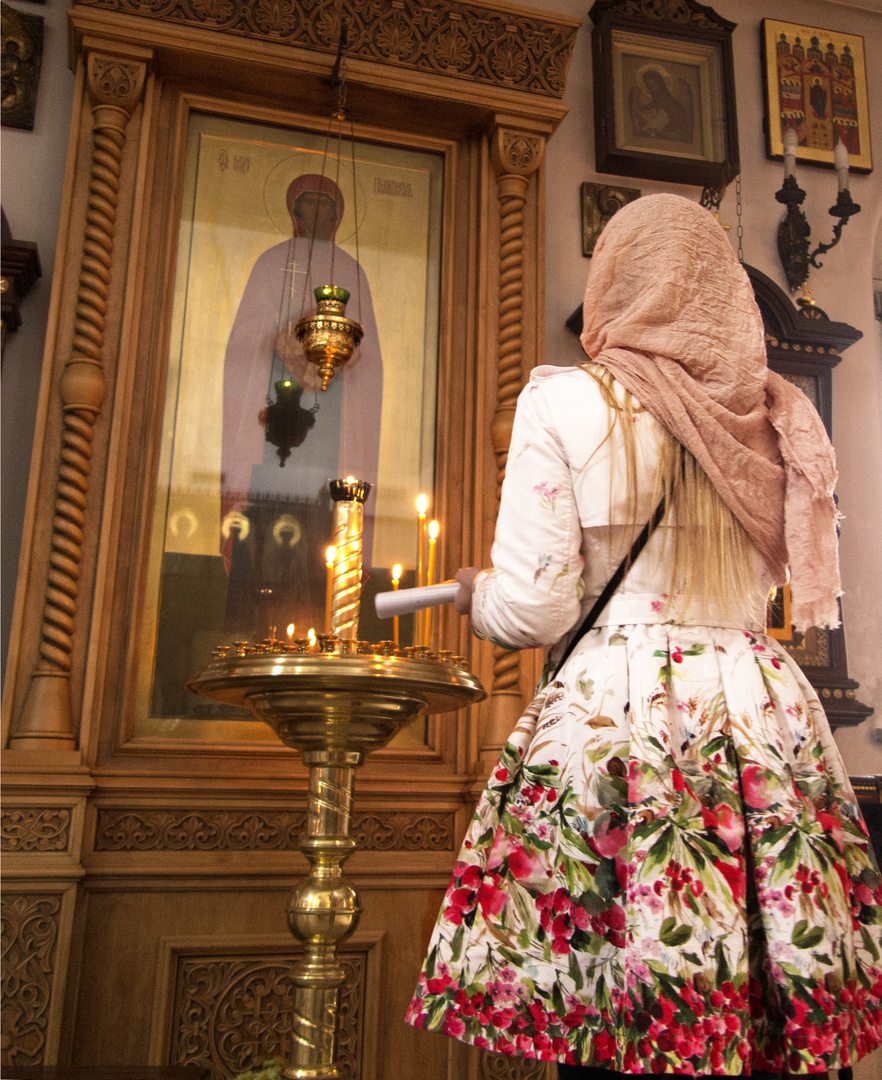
[307,628,317,649]
[834,134,849,192]
[392,564,402,646]
[324,545,336,635]
[416,494,428,644]
[425,521,439,646]
[287,622,295,640]
[416,495,428,587]
[329,479,372,639]
[783,126,798,179]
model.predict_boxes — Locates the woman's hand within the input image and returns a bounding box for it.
[454,567,480,615]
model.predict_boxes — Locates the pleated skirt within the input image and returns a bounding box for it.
[406,624,882,1074]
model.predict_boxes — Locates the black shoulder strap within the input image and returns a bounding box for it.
[550,496,667,680]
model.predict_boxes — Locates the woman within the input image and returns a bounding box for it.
[406,195,882,1076]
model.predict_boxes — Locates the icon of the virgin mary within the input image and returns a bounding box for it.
[221,173,383,635]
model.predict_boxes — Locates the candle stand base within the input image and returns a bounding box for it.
[188,645,485,1080]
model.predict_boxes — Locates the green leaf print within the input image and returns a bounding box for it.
[450,923,465,962]
[576,677,595,699]
[862,926,881,962]
[425,945,437,980]
[659,917,693,947]
[568,948,584,991]
[715,938,732,984]
[552,981,568,1019]
[791,918,825,948]
[594,859,619,901]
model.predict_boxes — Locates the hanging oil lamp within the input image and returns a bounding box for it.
[263,379,317,466]
[284,38,366,394]
[295,285,363,391]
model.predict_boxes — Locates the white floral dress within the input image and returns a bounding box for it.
[406,367,882,1074]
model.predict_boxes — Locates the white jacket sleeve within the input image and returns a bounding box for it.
[470,379,584,650]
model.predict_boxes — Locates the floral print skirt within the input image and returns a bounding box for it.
[406,623,882,1074]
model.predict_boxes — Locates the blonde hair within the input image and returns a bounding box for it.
[582,365,765,621]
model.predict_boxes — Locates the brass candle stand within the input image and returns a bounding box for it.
[188,637,485,1079]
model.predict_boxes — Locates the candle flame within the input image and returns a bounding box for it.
[428,520,439,540]
[286,623,295,638]
[416,493,428,516]
[307,628,317,647]
[325,545,336,568]
[392,563,402,583]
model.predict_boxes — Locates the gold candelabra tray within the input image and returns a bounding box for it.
[188,643,483,758]
[187,639,485,1080]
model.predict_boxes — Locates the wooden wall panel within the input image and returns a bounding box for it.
[1,3,578,1076]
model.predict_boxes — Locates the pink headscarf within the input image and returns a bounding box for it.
[580,193,841,631]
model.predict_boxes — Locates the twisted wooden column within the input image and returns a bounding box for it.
[484,127,545,757]
[10,53,147,751]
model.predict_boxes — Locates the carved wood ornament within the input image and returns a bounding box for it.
[9,52,148,752]
[1,2,578,1076]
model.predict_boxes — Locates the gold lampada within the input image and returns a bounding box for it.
[295,285,363,392]
[189,642,484,1079]
[328,478,370,640]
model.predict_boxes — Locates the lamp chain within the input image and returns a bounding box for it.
[735,174,744,264]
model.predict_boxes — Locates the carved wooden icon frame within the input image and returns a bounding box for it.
[1,2,580,1073]
[590,0,740,187]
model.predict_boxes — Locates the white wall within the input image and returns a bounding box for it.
[530,0,882,777]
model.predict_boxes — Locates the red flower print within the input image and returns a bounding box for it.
[507,845,536,881]
[477,877,507,918]
[593,1029,616,1062]
[442,1010,465,1037]
[714,855,746,903]
[741,764,775,809]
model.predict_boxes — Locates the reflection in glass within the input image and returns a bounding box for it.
[137,114,443,739]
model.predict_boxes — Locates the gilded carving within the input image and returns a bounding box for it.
[1,808,71,853]
[0,894,61,1069]
[94,809,455,851]
[73,0,577,98]
[169,953,365,1078]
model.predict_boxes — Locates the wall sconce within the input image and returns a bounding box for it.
[775,127,861,296]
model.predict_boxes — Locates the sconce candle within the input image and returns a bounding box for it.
[783,127,798,179]
[835,136,849,192]
[329,479,371,640]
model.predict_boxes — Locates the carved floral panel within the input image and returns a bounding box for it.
[0,894,61,1069]
[170,952,365,1078]
[73,0,577,98]
[94,809,455,851]
[1,809,72,853]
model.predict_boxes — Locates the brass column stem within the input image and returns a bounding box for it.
[284,751,361,1080]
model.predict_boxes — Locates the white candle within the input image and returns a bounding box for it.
[783,127,798,179]
[391,564,402,647]
[426,521,439,646]
[834,135,849,192]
